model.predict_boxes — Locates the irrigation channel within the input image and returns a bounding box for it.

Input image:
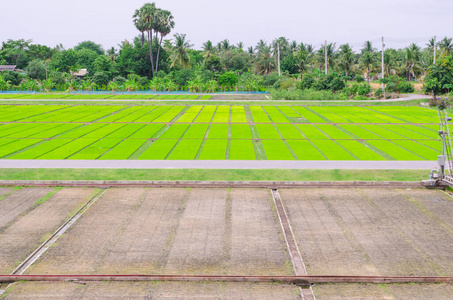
[1,181,451,299]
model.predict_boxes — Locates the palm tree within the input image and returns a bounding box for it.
[295,50,311,77]
[202,40,215,58]
[404,44,422,81]
[317,43,337,73]
[289,41,298,53]
[133,3,157,74]
[439,37,453,56]
[132,8,147,47]
[361,41,376,54]
[359,51,376,84]
[107,47,117,62]
[255,40,267,54]
[170,33,193,69]
[154,9,175,72]
[247,46,254,55]
[220,39,232,51]
[271,37,289,58]
[338,44,355,76]
[254,46,276,75]
[383,49,398,76]
[236,42,244,51]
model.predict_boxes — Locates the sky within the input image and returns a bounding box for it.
[1,0,452,52]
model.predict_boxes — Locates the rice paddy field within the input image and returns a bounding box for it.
[0,94,212,100]
[0,104,443,161]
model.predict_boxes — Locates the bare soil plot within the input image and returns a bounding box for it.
[313,283,453,299]
[0,188,97,274]
[3,281,300,299]
[0,187,13,197]
[0,188,54,229]
[27,188,290,276]
[229,188,292,275]
[281,188,453,276]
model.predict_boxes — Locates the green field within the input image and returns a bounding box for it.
[0,104,443,160]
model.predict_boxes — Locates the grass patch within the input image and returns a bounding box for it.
[35,187,62,205]
[0,168,428,181]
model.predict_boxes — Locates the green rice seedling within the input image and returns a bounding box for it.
[399,125,438,139]
[249,106,272,123]
[194,106,216,122]
[316,125,353,139]
[261,140,294,160]
[128,124,165,139]
[308,107,351,123]
[166,139,203,160]
[8,139,73,159]
[0,139,40,157]
[392,140,440,160]
[366,140,424,160]
[2,123,53,138]
[229,140,256,160]
[339,125,382,139]
[104,124,145,138]
[82,124,126,138]
[116,106,160,122]
[230,124,253,139]
[212,106,230,123]
[359,125,407,139]
[230,106,248,123]
[286,140,325,160]
[27,124,82,138]
[255,124,281,139]
[151,106,185,122]
[158,124,189,139]
[198,139,228,160]
[53,124,108,138]
[138,139,179,159]
[97,106,144,122]
[290,107,327,123]
[206,124,229,139]
[416,139,441,151]
[176,106,203,123]
[37,138,98,159]
[311,140,356,160]
[262,106,290,123]
[296,125,329,139]
[380,125,435,140]
[336,140,385,160]
[182,124,209,138]
[199,95,212,100]
[0,138,19,148]
[133,106,172,122]
[100,139,147,159]
[276,124,305,139]
[68,139,123,160]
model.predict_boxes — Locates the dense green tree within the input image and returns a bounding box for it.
[49,49,78,72]
[338,44,355,76]
[280,54,298,74]
[424,55,453,97]
[254,46,275,75]
[439,37,453,56]
[76,48,99,75]
[220,50,250,72]
[74,41,104,55]
[0,39,31,68]
[218,71,238,87]
[26,59,46,80]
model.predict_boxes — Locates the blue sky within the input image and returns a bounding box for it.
[1,0,452,51]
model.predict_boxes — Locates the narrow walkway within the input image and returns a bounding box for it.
[0,160,436,169]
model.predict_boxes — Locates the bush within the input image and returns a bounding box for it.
[138,77,149,88]
[2,70,23,86]
[357,84,371,96]
[397,81,414,93]
[218,71,238,88]
[113,76,126,85]
[298,74,314,90]
[92,72,109,87]
[262,72,280,87]
[328,77,345,92]
[355,76,365,83]
[374,88,383,98]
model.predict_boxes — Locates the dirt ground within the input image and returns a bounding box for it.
[27,188,291,276]
[0,188,97,274]
[370,82,423,92]
[280,188,453,276]
[0,188,53,228]
[313,283,453,299]
[3,281,300,299]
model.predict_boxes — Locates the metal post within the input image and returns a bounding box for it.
[382,37,385,98]
[324,40,328,75]
[434,35,437,65]
[277,42,281,76]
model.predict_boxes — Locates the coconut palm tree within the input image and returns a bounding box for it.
[295,50,311,77]
[439,37,453,56]
[271,37,289,58]
[107,47,117,62]
[361,41,376,54]
[404,44,422,81]
[359,51,376,84]
[236,42,244,52]
[247,46,254,55]
[170,33,193,69]
[338,44,355,76]
[202,40,215,58]
[254,46,276,75]
[317,43,337,73]
[133,3,157,74]
[255,40,267,54]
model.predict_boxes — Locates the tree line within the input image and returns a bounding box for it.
[0,2,452,98]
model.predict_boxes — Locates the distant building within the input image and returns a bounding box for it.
[70,69,88,78]
[0,65,22,72]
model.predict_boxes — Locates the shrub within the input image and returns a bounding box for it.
[113,76,126,85]
[92,72,109,87]
[355,76,365,83]
[328,77,345,92]
[262,72,280,87]
[397,81,414,93]
[357,84,371,96]
[270,88,349,100]
[298,74,314,90]
[374,88,383,98]
[138,77,149,89]
[219,71,238,88]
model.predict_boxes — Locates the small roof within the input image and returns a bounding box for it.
[0,65,18,72]
[70,69,88,77]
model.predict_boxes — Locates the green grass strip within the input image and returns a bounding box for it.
[0,168,428,182]
[35,187,62,205]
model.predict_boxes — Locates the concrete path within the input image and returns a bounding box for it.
[0,94,429,103]
[0,160,437,169]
